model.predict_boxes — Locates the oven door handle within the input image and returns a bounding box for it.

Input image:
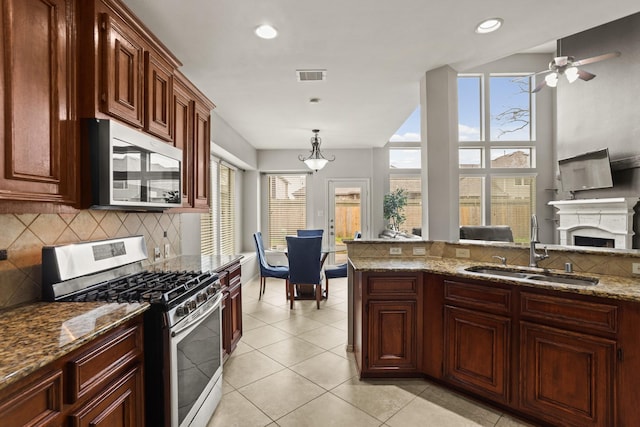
[170,292,222,338]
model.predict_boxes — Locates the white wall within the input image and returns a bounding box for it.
[257,148,385,238]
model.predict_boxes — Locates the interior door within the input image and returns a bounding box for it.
[327,179,369,264]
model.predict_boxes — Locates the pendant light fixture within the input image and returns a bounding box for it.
[298,129,335,171]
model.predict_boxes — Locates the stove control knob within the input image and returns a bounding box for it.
[197,292,207,303]
[206,286,215,296]
[189,300,197,310]
[176,304,189,317]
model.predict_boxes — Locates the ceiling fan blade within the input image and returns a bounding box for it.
[533,69,553,77]
[577,69,596,81]
[531,80,547,93]
[572,51,621,67]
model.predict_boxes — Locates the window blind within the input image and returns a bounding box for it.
[200,158,218,255]
[267,174,306,250]
[219,163,236,255]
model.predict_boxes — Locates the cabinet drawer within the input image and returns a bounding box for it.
[228,264,241,287]
[367,274,421,297]
[67,324,142,403]
[520,292,618,335]
[444,280,511,315]
[0,370,62,426]
[69,366,143,427]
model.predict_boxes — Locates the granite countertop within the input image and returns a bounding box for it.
[151,254,244,274]
[0,302,148,392]
[350,257,640,302]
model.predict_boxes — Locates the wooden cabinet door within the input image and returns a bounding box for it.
[444,305,511,404]
[172,78,193,207]
[145,52,173,141]
[229,281,243,353]
[0,0,77,204]
[520,322,615,426]
[69,366,143,427]
[193,101,211,209]
[101,13,144,128]
[367,300,418,373]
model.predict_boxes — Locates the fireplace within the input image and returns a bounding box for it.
[548,198,639,249]
[574,236,615,248]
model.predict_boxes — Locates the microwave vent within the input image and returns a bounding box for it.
[296,69,326,82]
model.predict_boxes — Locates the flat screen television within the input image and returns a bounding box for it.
[558,148,613,192]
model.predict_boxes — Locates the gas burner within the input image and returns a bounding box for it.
[59,270,220,309]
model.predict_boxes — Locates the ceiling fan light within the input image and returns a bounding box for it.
[565,66,580,83]
[545,72,559,88]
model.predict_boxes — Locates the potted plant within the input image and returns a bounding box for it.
[383,188,408,232]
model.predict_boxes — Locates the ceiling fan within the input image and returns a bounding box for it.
[532,50,621,93]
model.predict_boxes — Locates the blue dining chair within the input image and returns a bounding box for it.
[297,229,324,237]
[286,235,323,309]
[253,232,289,300]
[324,231,361,298]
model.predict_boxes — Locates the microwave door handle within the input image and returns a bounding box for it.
[170,292,222,338]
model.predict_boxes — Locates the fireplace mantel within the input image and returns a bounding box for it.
[548,198,639,249]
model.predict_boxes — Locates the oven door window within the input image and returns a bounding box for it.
[176,305,222,425]
[112,140,181,205]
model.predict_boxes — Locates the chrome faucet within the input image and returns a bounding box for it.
[529,214,549,268]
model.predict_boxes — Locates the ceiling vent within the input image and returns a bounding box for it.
[296,69,327,82]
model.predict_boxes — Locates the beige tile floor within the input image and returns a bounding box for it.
[207,276,536,427]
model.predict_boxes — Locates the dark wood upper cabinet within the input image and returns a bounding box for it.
[172,77,193,207]
[76,0,214,211]
[193,101,211,210]
[170,71,214,211]
[145,51,173,141]
[78,0,182,135]
[100,12,144,128]
[0,0,78,206]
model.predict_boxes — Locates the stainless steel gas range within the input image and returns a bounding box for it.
[42,236,223,427]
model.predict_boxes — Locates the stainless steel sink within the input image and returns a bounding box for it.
[464,266,599,286]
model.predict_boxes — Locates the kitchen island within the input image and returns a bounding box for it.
[347,239,640,427]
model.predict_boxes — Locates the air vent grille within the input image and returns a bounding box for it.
[296,69,327,82]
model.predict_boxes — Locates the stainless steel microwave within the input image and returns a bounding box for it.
[86,119,182,210]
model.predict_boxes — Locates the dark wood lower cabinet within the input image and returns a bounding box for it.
[520,322,615,427]
[444,305,510,404]
[218,259,243,359]
[69,366,143,427]
[0,316,144,427]
[367,300,418,372]
[354,271,632,426]
[0,369,63,426]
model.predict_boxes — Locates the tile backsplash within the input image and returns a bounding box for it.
[0,211,181,309]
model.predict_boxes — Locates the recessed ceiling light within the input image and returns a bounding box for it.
[475,18,503,34]
[255,24,278,39]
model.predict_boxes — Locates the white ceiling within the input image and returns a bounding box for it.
[122,0,640,150]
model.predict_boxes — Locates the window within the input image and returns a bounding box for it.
[388,106,422,234]
[389,105,421,142]
[390,175,422,233]
[459,176,483,226]
[267,174,307,250]
[458,73,536,243]
[389,148,421,169]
